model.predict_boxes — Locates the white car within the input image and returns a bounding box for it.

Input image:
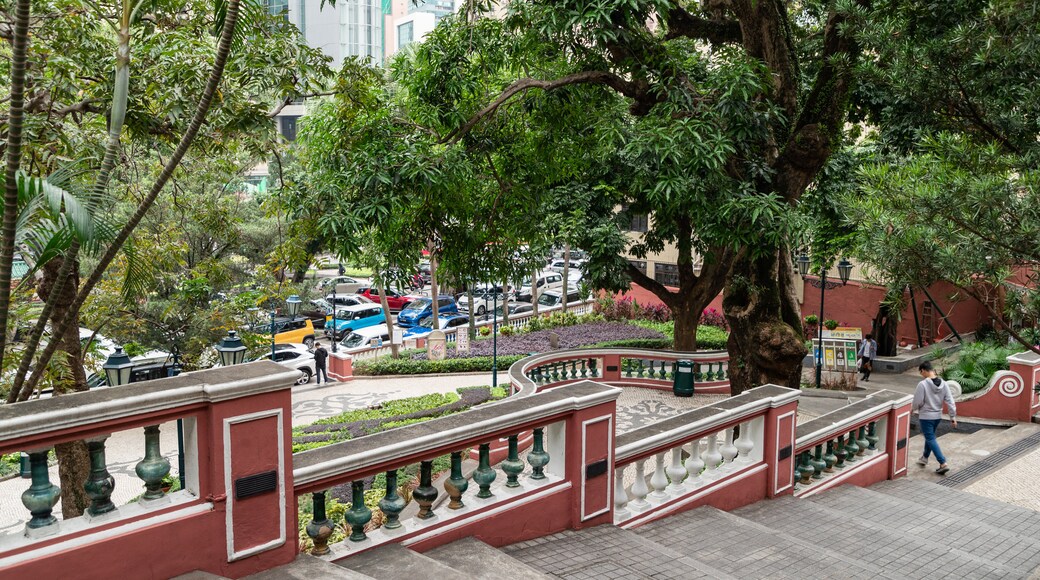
[256,343,315,385]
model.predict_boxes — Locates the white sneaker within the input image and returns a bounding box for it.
[917,456,928,466]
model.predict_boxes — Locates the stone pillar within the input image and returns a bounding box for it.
[1008,352,1040,422]
[328,352,353,382]
[764,398,799,498]
[601,353,622,382]
[886,399,913,479]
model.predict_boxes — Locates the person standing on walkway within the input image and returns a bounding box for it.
[913,361,957,475]
[858,333,878,381]
[313,343,329,385]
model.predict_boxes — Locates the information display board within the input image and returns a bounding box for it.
[812,338,859,373]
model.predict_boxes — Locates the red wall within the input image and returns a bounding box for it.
[618,279,993,347]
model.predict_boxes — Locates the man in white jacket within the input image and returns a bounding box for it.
[913,361,957,475]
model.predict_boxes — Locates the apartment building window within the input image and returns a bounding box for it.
[279,115,300,142]
[398,21,414,49]
[629,213,648,233]
[265,0,288,17]
[654,263,680,287]
[628,260,647,276]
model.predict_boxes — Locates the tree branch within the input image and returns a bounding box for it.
[664,7,742,44]
[625,262,679,308]
[442,71,646,145]
[267,91,337,118]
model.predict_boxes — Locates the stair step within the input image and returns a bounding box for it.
[245,554,373,579]
[425,537,549,580]
[503,524,737,580]
[735,495,1022,579]
[335,543,460,577]
[813,485,1040,573]
[636,505,891,579]
[873,478,1040,537]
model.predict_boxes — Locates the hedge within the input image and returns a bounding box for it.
[353,354,528,376]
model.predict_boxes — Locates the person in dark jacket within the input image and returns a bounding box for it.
[858,334,878,381]
[913,361,957,475]
[313,343,329,385]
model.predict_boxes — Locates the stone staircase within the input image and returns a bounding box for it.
[239,478,1040,579]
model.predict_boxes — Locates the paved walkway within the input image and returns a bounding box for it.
[965,446,1040,511]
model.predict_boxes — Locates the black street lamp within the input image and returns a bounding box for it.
[286,294,302,319]
[492,288,498,390]
[330,284,338,353]
[215,330,247,367]
[797,254,853,389]
[102,346,134,387]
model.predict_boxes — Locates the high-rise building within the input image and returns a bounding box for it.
[276,0,384,69]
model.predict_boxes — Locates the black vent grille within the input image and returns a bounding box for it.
[235,470,278,499]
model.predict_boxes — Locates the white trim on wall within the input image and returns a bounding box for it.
[580,414,614,521]
[223,408,286,562]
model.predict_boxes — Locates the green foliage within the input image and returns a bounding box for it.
[941,342,1019,394]
[353,355,527,376]
[523,312,603,334]
[587,338,673,350]
[623,320,728,350]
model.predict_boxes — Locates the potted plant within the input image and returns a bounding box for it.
[823,319,840,331]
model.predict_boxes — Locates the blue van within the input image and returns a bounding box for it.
[323,304,385,340]
[397,297,458,327]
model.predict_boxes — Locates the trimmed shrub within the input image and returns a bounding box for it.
[354,355,528,376]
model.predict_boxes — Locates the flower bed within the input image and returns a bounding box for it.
[423,321,667,359]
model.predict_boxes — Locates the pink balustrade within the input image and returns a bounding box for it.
[953,351,1040,422]
[0,346,917,579]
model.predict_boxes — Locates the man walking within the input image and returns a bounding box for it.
[858,333,878,381]
[913,361,957,475]
[313,343,329,385]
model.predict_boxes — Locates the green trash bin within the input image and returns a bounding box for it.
[673,359,694,397]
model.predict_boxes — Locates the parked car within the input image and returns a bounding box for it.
[316,275,364,294]
[339,325,392,353]
[300,299,333,329]
[255,317,317,349]
[325,293,373,308]
[324,304,385,340]
[418,261,432,284]
[255,344,315,385]
[403,314,469,339]
[548,259,585,274]
[456,288,509,316]
[515,271,564,303]
[537,287,584,309]
[397,296,459,327]
[355,287,417,312]
[480,302,534,321]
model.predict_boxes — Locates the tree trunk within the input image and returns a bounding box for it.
[430,253,440,331]
[375,278,398,358]
[39,256,91,517]
[531,266,539,316]
[501,280,510,323]
[672,301,701,351]
[873,303,898,357]
[723,249,807,394]
[467,286,475,339]
[561,244,570,313]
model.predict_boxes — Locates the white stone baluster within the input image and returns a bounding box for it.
[702,432,723,478]
[667,446,687,492]
[630,460,650,510]
[735,422,755,463]
[650,453,669,499]
[684,438,705,487]
[613,468,630,521]
[720,427,739,468]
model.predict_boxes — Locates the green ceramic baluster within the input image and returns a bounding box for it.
[502,435,524,487]
[658,360,667,379]
[636,359,645,378]
[475,444,496,498]
[845,430,860,461]
[834,435,847,468]
[379,469,406,529]
[135,425,171,502]
[445,451,468,509]
[346,480,371,541]
[570,360,578,379]
[823,441,837,472]
[580,358,588,378]
[21,449,59,533]
[306,491,333,555]
[856,426,869,456]
[866,422,879,451]
[797,452,814,484]
[413,460,438,519]
[811,445,826,479]
[84,436,116,516]
[528,427,550,480]
[589,358,598,377]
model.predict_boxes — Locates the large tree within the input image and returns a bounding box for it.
[386,0,869,392]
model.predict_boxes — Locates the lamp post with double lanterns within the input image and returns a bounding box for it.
[796,254,853,389]
[330,285,338,353]
[215,330,247,367]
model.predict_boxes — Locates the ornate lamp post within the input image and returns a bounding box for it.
[492,288,498,390]
[102,346,134,387]
[330,285,338,353]
[796,254,853,389]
